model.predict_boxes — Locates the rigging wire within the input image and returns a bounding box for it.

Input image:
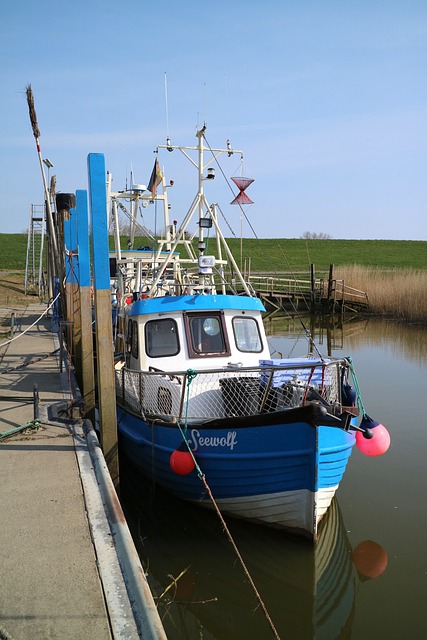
[224,74,230,132]
[115,200,155,240]
[305,238,311,271]
[164,72,170,142]
[264,242,324,359]
[216,203,237,238]
[203,129,321,358]
[275,242,312,315]
[203,135,258,239]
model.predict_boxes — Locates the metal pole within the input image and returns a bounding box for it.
[26,86,65,307]
[33,383,39,421]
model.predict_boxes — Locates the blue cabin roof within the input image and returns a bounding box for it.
[128,294,265,316]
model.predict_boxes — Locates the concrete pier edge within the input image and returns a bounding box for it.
[1,303,167,639]
[52,334,167,640]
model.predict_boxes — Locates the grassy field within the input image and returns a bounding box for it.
[1,233,426,272]
[226,238,427,272]
[1,234,425,321]
[0,235,29,270]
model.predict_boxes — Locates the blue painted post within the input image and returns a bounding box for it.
[88,153,119,485]
[75,190,95,420]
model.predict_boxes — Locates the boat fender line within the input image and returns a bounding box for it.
[346,356,375,439]
[174,370,282,640]
[181,368,197,433]
[346,357,391,453]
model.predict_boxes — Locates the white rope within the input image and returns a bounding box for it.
[0,292,60,350]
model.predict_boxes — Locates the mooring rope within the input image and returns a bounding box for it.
[0,292,60,351]
[0,349,60,375]
[199,476,281,639]
[0,419,41,442]
[176,370,281,640]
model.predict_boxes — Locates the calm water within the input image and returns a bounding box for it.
[120,316,427,639]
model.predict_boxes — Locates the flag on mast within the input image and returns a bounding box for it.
[148,158,163,196]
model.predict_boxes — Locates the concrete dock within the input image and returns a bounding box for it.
[0,304,166,640]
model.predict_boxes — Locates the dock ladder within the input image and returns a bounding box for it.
[25,204,46,299]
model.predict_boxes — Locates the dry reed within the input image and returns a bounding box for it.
[335,266,427,324]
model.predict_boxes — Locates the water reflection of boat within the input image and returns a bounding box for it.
[121,457,357,640]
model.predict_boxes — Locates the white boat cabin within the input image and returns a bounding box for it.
[122,293,271,373]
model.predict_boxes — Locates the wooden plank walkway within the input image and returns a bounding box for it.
[242,270,369,314]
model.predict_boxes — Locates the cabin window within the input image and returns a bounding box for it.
[232,316,263,352]
[145,318,180,358]
[184,311,231,358]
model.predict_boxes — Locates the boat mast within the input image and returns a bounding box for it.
[148,126,251,293]
[197,127,206,253]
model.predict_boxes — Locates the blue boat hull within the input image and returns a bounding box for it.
[117,405,355,539]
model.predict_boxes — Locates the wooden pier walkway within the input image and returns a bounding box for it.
[241,265,369,314]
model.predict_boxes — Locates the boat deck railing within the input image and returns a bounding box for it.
[115,360,347,424]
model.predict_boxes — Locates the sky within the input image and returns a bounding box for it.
[1,0,426,240]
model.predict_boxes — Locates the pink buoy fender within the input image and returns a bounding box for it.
[356,414,391,457]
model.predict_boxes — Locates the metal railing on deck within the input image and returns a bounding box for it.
[115,359,346,424]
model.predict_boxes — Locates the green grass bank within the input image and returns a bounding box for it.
[1,234,426,272]
[1,234,425,322]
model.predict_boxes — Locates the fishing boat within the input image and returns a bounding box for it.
[113,125,389,540]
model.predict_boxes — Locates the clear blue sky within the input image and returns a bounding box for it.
[1,0,426,240]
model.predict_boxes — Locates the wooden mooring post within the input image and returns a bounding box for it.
[88,153,119,488]
[62,193,96,421]
[75,190,96,421]
[63,194,81,380]
[327,263,334,305]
